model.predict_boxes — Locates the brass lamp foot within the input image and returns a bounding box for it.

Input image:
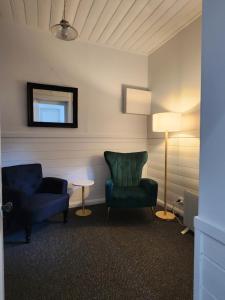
[155,210,175,220]
[75,208,92,217]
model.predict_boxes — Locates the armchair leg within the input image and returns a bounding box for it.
[107,207,111,219]
[63,209,68,223]
[25,224,32,243]
[151,207,156,219]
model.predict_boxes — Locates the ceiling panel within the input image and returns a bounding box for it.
[0,0,202,55]
[88,0,122,42]
[142,0,202,54]
[0,0,13,22]
[73,0,94,34]
[129,0,191,52]
[79,0,108,39]
[106,0,149,45]
[9,0,26,25]
[113,0,165,49]
[24,0,38,27]
[37,0,51,30]
[65,0,80,25]
[97,0,135,43]
[50,0,64,27]
[121,0,178,50]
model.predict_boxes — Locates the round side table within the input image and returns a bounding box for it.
[72,179,94,217]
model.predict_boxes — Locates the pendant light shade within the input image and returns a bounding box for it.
[51,19,78,41]
[50,0,78,41]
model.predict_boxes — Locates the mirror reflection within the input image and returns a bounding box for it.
[33,89,73,123]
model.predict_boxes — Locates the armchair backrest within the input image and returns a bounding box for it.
[2,164,43,196]
[104,151,148,187]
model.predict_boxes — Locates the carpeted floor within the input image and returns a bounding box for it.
[4,204,194,300]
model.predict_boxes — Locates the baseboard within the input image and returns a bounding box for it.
[70,197,184,216]
[69,197,105,208]
[157,198,184,216]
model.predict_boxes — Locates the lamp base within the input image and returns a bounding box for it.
[155,210,175,220]
[75,208,92,217]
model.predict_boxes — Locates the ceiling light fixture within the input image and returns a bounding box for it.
[50,0,78,41]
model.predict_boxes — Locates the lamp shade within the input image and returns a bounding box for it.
[152,112,181,132]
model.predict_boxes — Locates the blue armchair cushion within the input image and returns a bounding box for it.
[22,193,69,223]
[39,177,68,194]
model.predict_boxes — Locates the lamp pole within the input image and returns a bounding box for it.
[153,112,181,220]
[164,131,168,214]
[155,130,175,220]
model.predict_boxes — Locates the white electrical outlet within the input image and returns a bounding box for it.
[176,197,184,204]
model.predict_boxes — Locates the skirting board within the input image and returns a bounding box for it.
[70,197,184,217]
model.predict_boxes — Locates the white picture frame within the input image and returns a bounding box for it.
[123,86,151,115]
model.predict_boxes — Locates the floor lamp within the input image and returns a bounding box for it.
[152,112,181,220]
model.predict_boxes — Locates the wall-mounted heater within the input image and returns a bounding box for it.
[182,190,198,234]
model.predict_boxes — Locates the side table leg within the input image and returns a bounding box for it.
[75,184,92,217]
[82,186,85,213]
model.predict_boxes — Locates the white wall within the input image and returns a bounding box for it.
[147,18,201,209]
[194,1,225,299]
[0,22,148,205]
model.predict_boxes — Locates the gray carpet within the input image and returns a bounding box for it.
[4,205,194,300]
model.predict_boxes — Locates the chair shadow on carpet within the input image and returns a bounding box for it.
[67,205,157,230]
[4,218,65,245]
[4,205,162,244]
[106,207,155,225]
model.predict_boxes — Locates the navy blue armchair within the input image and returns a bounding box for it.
[2,163,69,243]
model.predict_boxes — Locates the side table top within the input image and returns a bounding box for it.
[72,179,94,187]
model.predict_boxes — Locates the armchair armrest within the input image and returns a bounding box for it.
[140,178,158,206]
[39,177,68,194]
[2,186,28,210]
[105,179,114,205]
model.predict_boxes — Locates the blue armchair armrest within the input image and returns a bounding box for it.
[140,178,158,207]
[105,179,114,206]
[2,187,30,229]
[2,186,28,209]
[39,177,68,194]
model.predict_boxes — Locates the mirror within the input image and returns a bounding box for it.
[27,82,78,128]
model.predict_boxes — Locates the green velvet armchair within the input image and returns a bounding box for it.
[104,151,158,211]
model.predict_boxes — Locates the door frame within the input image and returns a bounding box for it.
[0,125,5,299]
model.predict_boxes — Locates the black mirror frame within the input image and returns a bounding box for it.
[27,82,78,128]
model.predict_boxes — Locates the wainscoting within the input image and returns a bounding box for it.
[194,217,225,300]
[2,134,199,210]
[1,135,148,206]
[147,136,200,210]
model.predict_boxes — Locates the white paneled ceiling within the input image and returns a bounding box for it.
[0,0,202,55]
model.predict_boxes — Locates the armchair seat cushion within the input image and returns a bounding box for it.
[22,193,69,223]
[110,186,150,208]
